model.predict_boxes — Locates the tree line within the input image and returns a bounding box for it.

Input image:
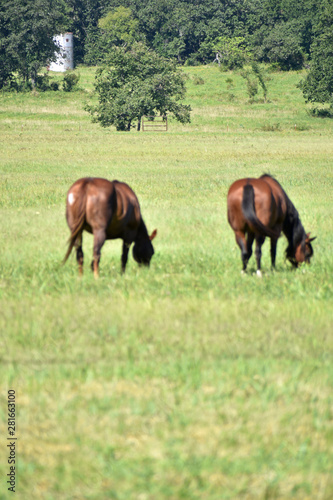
[0,0,332,115]
[68,0,329,70]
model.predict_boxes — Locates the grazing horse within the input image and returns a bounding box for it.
[63,177,157,277]
[227,174,316,275]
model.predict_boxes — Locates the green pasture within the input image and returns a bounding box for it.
[0,65,332,499]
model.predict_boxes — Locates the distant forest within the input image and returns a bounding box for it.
[67,0,328,70]
[1,0,332,104]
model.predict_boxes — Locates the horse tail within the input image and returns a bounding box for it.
[241,184,279,239]
[63,189,87,264]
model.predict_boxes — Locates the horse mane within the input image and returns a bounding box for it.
[136,217,149,242]
[260,173,306,260]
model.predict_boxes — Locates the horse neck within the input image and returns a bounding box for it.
[283,195,306,258]
[260,174,307,257]
[135,218,149,242]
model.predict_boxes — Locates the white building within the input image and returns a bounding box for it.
[49,33,74,72]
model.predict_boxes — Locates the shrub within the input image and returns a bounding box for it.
[193,76,204,85]
[225,78,234,89]
[36,73,51,91]
[63,72,80,92]
[50,81,59,91]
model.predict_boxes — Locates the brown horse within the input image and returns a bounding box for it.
[63,177,157,277]
[227,174,316,275]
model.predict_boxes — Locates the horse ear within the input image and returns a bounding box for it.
[149,229,157,241]
[306,232,316,243]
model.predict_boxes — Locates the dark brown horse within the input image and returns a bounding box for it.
[63,177,157,277]
[227,174,316,275]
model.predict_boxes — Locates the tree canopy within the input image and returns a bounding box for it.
[0,0,68,88]
[74,0,319,67]
[85,43,191,130]
[52,0,320,68]
[299,0,333,111]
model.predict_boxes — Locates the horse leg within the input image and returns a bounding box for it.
[270,238,278,269]
[246,232,255,264]
[255,236,265,277]
[91,229,106,278]
[75,234,84,276]
[235,232,249,272]
[121,242,130,273]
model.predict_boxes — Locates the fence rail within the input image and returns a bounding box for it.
[142,115,168,132]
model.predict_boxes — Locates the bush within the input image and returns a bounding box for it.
[225,78,234,89]
[241,63,269,102]
[0,73,20,92]
[31,73,61,92]
[63,72,80,92]
[36,73,51,91]
[193,76,204,85]
[50,81,59,91]
[307,107,333,118]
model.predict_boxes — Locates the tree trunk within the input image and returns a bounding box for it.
[30,68,37,89]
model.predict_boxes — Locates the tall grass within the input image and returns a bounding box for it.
[0,65,332,499]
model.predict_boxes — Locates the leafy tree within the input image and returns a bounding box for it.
[66,0,119,64]
[66,0,107,64]
[0,3,15,88]
[85,42,191,131]
[300,1,333,111]
[212,36,251,69]
[253,20,305,70]
[98,6,141,45]
[0,0,68,88]
[94,6,144,61]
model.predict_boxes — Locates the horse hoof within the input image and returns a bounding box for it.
[241,270,246,275]
[256,270,262,278]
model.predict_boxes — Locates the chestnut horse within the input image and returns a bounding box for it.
[227,174,315,275]
[63,177,157,277]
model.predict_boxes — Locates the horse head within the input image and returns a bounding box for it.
[132,229,157,266]
[292,232,316,267]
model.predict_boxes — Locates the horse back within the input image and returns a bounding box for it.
[228,178,269,225]
[66,177,142,241]
[260,174,287,219]
[227,177,280,231]
[83,178,117,234]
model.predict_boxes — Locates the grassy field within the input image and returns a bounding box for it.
[0,65,332,499]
